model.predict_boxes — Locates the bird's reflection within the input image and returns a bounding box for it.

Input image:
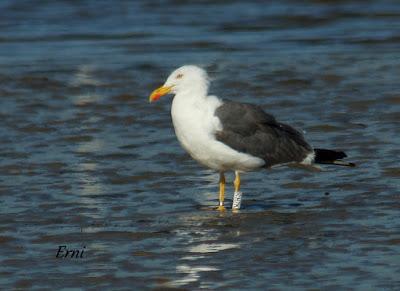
[164,211,241,287]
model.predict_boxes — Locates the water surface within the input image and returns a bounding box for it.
[1,0,400,289]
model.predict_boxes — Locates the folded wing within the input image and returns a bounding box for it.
[214,101,313,167]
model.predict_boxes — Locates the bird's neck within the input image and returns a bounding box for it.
[174,84,209,103]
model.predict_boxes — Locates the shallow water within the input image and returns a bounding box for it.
[1,0,400,289]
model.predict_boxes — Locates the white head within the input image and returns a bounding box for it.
[149,65,209,102]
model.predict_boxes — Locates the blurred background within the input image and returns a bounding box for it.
[0,0,399,289]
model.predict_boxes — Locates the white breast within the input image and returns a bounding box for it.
[171,94,265,172]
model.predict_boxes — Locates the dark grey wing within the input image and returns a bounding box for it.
[214,100,313,167]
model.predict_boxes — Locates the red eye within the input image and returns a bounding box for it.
[176,74,183,79]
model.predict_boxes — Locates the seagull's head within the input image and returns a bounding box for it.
[149,65,209,102]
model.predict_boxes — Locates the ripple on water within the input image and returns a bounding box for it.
[1,0,400,289]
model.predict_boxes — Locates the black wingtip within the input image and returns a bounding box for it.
[314,148,355,167]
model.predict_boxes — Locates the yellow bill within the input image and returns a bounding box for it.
[149,85,173,102]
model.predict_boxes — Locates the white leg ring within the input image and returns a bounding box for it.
[232,191,242,210]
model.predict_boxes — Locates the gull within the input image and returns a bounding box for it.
[149,65,354,211]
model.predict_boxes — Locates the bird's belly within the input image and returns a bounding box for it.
[173,120,264,172]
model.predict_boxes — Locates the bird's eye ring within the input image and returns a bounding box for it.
[176,73,183,79]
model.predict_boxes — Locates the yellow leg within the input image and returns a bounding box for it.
[217,172,226,211]
[232,171,242,211]
[234,171,240,193]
